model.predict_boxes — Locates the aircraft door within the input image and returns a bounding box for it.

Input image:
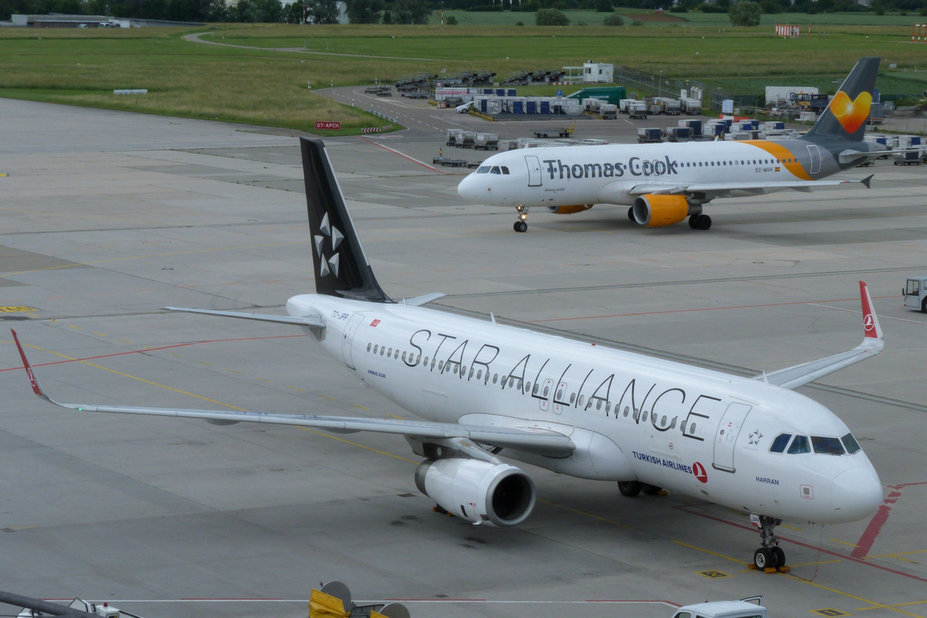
[341,313,365,370]
[712,402,752,472]
[806,144,822,175]
[525,155,542,187]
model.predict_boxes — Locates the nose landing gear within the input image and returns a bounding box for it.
[751,514,789,572]
[513,206,528,233]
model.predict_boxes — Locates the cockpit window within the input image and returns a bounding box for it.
[787,435,811,454]
[811,436,845,455]
[501,166,510,175]
[490,166,502,174]
[770,433,792,453]
[476,166,490,173]
[841,433,861,454]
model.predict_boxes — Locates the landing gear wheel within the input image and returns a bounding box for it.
[689,214,712,230]
[627,206,635,222]
[772,546,786,568]
[513,220,528,233]
[617,481,642,497]
[921,297,927,314]
[753,548,775,570]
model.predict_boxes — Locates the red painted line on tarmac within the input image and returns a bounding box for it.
[852,481,927,559]
[0,333,306,372]
[358,135,451,174]
[531,294,899,324]
[680,506,927,583]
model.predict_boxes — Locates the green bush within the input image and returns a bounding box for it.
[535,7,569,25]
[729,0,761,25]
[603,12,623,25]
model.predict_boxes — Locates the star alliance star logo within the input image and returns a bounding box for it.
[313,212,344,278]
[748,430,763,446]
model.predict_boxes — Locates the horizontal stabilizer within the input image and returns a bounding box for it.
[163,306,324,328]
[403,292,446,307]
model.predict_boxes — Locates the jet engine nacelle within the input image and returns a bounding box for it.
[632,194,696,227]
[547,204,594,215]
[414,458,536,527]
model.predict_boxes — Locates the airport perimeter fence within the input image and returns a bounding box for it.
[614,65,766,115]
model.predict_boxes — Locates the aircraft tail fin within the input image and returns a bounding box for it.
[300,138,391,303]
[804,57,880,143]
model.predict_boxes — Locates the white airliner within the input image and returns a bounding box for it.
[13,138,885,572]
[457,57,883,232]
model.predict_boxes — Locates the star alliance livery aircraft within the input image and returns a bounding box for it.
[457,57,882,232]
[14,138,884,572]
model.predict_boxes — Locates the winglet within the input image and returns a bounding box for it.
[859,281,883,341]
[11,329,51,402]
[861,174,874,189]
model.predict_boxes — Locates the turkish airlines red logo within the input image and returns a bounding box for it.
[863,313,874,333]
[693,461,708,484]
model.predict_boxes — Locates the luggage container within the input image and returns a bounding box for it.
[637,127,663,143]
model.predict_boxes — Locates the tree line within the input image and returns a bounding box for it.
[2,0,923,25]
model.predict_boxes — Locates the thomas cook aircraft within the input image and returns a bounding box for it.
[14,138,885,571]
[457,57,883,232]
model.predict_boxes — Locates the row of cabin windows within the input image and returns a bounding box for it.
[363,341,697,435]
[682,157,796,167]
[769,432,861,455]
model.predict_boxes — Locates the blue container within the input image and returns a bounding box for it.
[686,119,703,137]
[540,101,551,114]
[480,99,488,113]
[526,101,537,114]
[512,100,523,114]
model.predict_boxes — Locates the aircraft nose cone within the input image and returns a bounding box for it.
[831,465,882,522]
[457,174,478,200]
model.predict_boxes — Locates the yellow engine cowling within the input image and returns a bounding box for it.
[547,204,594,215]
[631,194,694,227]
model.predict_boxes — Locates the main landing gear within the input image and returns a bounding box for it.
[688,214,712,230]
[617,481,664,497]
[751,515,788,572]
[513,205,529,233]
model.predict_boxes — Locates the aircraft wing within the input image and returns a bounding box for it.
[11,331,574,458]
[755,281,884,390]
[624,177,868,200]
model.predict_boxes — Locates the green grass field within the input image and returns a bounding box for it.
[1,18,924,134]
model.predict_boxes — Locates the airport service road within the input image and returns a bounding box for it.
[1,97,926,618]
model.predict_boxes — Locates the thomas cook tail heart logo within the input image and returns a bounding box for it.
[830,90,872,133]
[313,212,344,278]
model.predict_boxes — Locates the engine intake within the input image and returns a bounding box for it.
[414,458,536,527]
[632,194,696,227]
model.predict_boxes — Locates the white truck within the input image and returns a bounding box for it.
[903,276,927,312]
[672,597,768,618]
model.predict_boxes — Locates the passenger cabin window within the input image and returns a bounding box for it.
[812,436,845,455]
[842,433,862,454]
[770,433,792,453]
[787,435,811,454]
